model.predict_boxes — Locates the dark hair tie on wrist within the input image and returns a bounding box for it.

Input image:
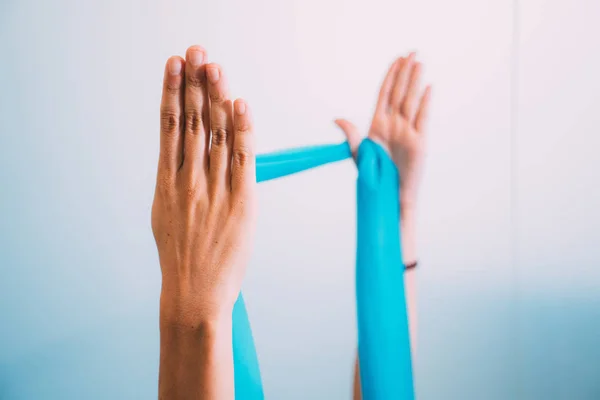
[404,261,418,271]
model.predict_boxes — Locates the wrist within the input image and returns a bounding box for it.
[160,288,232,331]
[160,309,232,357]
[160,314,231,340]
[158,310,233,398]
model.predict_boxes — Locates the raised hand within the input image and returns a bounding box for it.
[341,53,431,400]
[335,52,431,211]
[152,45,256,400]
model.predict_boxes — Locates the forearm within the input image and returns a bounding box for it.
[400,207,418,353]
[159,304,234,400]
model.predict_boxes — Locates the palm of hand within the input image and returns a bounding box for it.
[336,52,431,208]
[370,104,425,208]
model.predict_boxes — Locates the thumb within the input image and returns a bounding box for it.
[334,118,362,156]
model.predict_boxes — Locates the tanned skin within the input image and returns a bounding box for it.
[152,45,257,400]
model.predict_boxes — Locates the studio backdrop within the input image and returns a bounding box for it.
[1,0,599,399]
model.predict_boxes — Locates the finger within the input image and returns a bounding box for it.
[334,119,361,157]
[401,61,422,121]
[158,56,185,183]
[390,52,416,112]
[181,45,210,182]
[206,63,234,195]
[230,99,255,197]
[414,85,432,133]
[374,58,401,115]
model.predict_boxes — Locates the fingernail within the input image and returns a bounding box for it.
[168,58,182,75]
[207,66,220,83]
[189,50,204,66]
[235,100,246,115]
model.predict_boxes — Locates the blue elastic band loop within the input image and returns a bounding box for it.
[233,139,413,400]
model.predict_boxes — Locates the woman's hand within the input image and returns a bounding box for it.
[153,45,256,400]
[152,45,257,328]
[341,54,431,399]
[335,52,431,212]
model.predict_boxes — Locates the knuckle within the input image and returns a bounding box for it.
[160,109,180,135]
[165,82,181,95]
[157,175,174,196]
[233,147,253,167]
[179,180,199,203]
[186,72,204,88]
[212,127,228,146]
[185,110,203,133]
[235,121,252,133]
[209,90,226,103]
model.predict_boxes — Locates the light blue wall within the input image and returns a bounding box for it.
[0,0,599,399]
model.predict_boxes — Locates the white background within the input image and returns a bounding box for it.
[0,0,599,398]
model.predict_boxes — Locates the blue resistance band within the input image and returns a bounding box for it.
[233,139,414,400]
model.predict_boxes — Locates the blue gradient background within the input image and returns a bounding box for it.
[1,0,599,399]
